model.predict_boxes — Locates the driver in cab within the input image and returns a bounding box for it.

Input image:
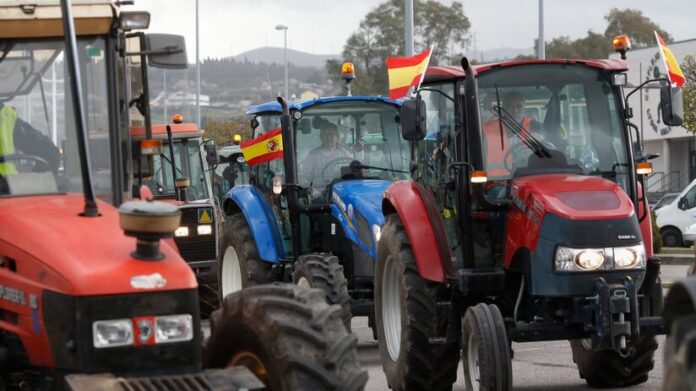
[303,121,352,192]
[483,91,545,179]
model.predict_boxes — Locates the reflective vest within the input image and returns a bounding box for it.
[0,106,17,175]
[483,116,532,178]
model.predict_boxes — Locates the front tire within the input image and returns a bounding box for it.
[570,336,657,388]
[204,283,368,391]
[293,254,352,329]
[219,212,274,298]
[661,228,683,248]
[374,214,460,391]
[461,303,512,391]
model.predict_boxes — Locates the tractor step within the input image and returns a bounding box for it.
[457,267,506,296]
[64,367,264,391]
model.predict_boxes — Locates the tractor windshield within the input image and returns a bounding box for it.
[0,38,113,199]
[478,64,629,192]
[295,100,409,191]
[148,139,209,201]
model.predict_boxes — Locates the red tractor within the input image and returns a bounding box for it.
[0,1,365,389]
[374,42,682,389]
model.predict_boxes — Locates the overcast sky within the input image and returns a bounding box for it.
[128,0,696,61]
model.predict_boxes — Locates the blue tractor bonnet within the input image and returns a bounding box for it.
[246,95,403,115]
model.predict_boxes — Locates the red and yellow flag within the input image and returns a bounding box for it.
[386,47,433,100]
[240,128,283,166]
[655,31,685,88]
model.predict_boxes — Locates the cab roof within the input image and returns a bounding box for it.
[130,123,202,140]
[0,0,117,38]
[246,95,403,116]
[424,58,629,83]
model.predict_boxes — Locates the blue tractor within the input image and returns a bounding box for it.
[218,93,408,327]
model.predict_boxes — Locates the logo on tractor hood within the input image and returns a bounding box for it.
[130,273,167,289]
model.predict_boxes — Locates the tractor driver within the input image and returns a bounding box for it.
[482,91,545,179]
[302,121,352,194]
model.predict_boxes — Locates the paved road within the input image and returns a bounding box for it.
[358,264,690,390]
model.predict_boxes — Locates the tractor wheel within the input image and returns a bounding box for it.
[218,212,274,298]
[293,253,352,330]
[663,314,696,391]
[661,227,683,248]
[570,336,657,388]
[204,283,368,391]
[461,303,513,391]
[374,214,460,391]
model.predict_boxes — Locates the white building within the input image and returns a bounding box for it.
[611,39,696,195]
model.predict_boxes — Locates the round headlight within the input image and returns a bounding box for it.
[575,250,604,270]
[614,248,638,268]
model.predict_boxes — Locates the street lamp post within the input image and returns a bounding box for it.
[275,24,289,100]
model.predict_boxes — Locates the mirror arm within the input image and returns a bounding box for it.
[126,47,184,57]
[624,77,670,108]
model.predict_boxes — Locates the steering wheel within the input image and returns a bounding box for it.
[0,154,52,173]
[501,141,556,171]
[320,157,355,183]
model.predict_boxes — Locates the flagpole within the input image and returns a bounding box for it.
[405,0,414,56]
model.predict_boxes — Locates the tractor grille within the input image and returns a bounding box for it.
[174,206,216,262]
[65,368,264,391]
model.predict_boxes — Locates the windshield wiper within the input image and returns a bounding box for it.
[159,153,185,176]
[493,106,551,158]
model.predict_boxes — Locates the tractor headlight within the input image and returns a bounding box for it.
[197,224,212,235]
[613,244,645,269]
[155,314,194,343]
[555,246,605,272]
[372,224,381,243]
[93,319,133,348]
[174,226,189,237]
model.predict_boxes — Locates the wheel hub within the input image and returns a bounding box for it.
[221,246,243,296]
[382,255,402,362]
[467,333,481,391]
[228,351,268,385]
[296,276,311,289]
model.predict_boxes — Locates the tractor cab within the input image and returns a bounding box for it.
[213,140,248,204]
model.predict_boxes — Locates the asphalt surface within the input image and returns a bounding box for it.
[357,264,691,391]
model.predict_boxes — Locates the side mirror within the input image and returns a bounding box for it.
[145,34,188,69]
[400,99,427,141]
[204,144,219,167]
[678,197,687,210]
[250,118,260,130]
[660,84,684,127]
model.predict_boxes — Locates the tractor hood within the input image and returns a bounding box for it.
[510,174,634,221]
[0,194,197,296]
[332,180,391,227]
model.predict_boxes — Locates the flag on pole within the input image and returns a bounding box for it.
[240,128,284,165]
[655,31,685,88]
[386,47,433,100]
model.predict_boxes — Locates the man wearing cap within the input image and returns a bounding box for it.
[302,121,352,193]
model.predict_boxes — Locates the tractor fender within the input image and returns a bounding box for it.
[223,185,283,263]
[664,276,696,330]
[382,180,454,282]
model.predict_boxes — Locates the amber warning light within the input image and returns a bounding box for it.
[612,35,631,59]
[140,139,163,156]
[342,62,356,81]
[172,114,184,124]
[636,162,653,175]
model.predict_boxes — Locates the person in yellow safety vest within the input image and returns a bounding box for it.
[482,91,544,179]
[0,103,60,177]
[0,105,17,176]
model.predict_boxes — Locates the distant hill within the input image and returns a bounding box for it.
[235,47,340,68]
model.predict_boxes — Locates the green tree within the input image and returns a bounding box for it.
[545,31,609,59]
[681,55,696,133]
[604,8,673,47]
[330,0,471,95]
[203,117,252,146]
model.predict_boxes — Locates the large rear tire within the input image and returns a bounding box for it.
[219,212,274,298]
[570,336,657,388]
[461,303,512,391]
[293,253,352,329]
[204,283,368,391]
[374,214,460,391]
[663,313,696,391]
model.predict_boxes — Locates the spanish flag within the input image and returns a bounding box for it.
[655,31,685,88]
[386,47,433,100]
[240,128,283,166]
